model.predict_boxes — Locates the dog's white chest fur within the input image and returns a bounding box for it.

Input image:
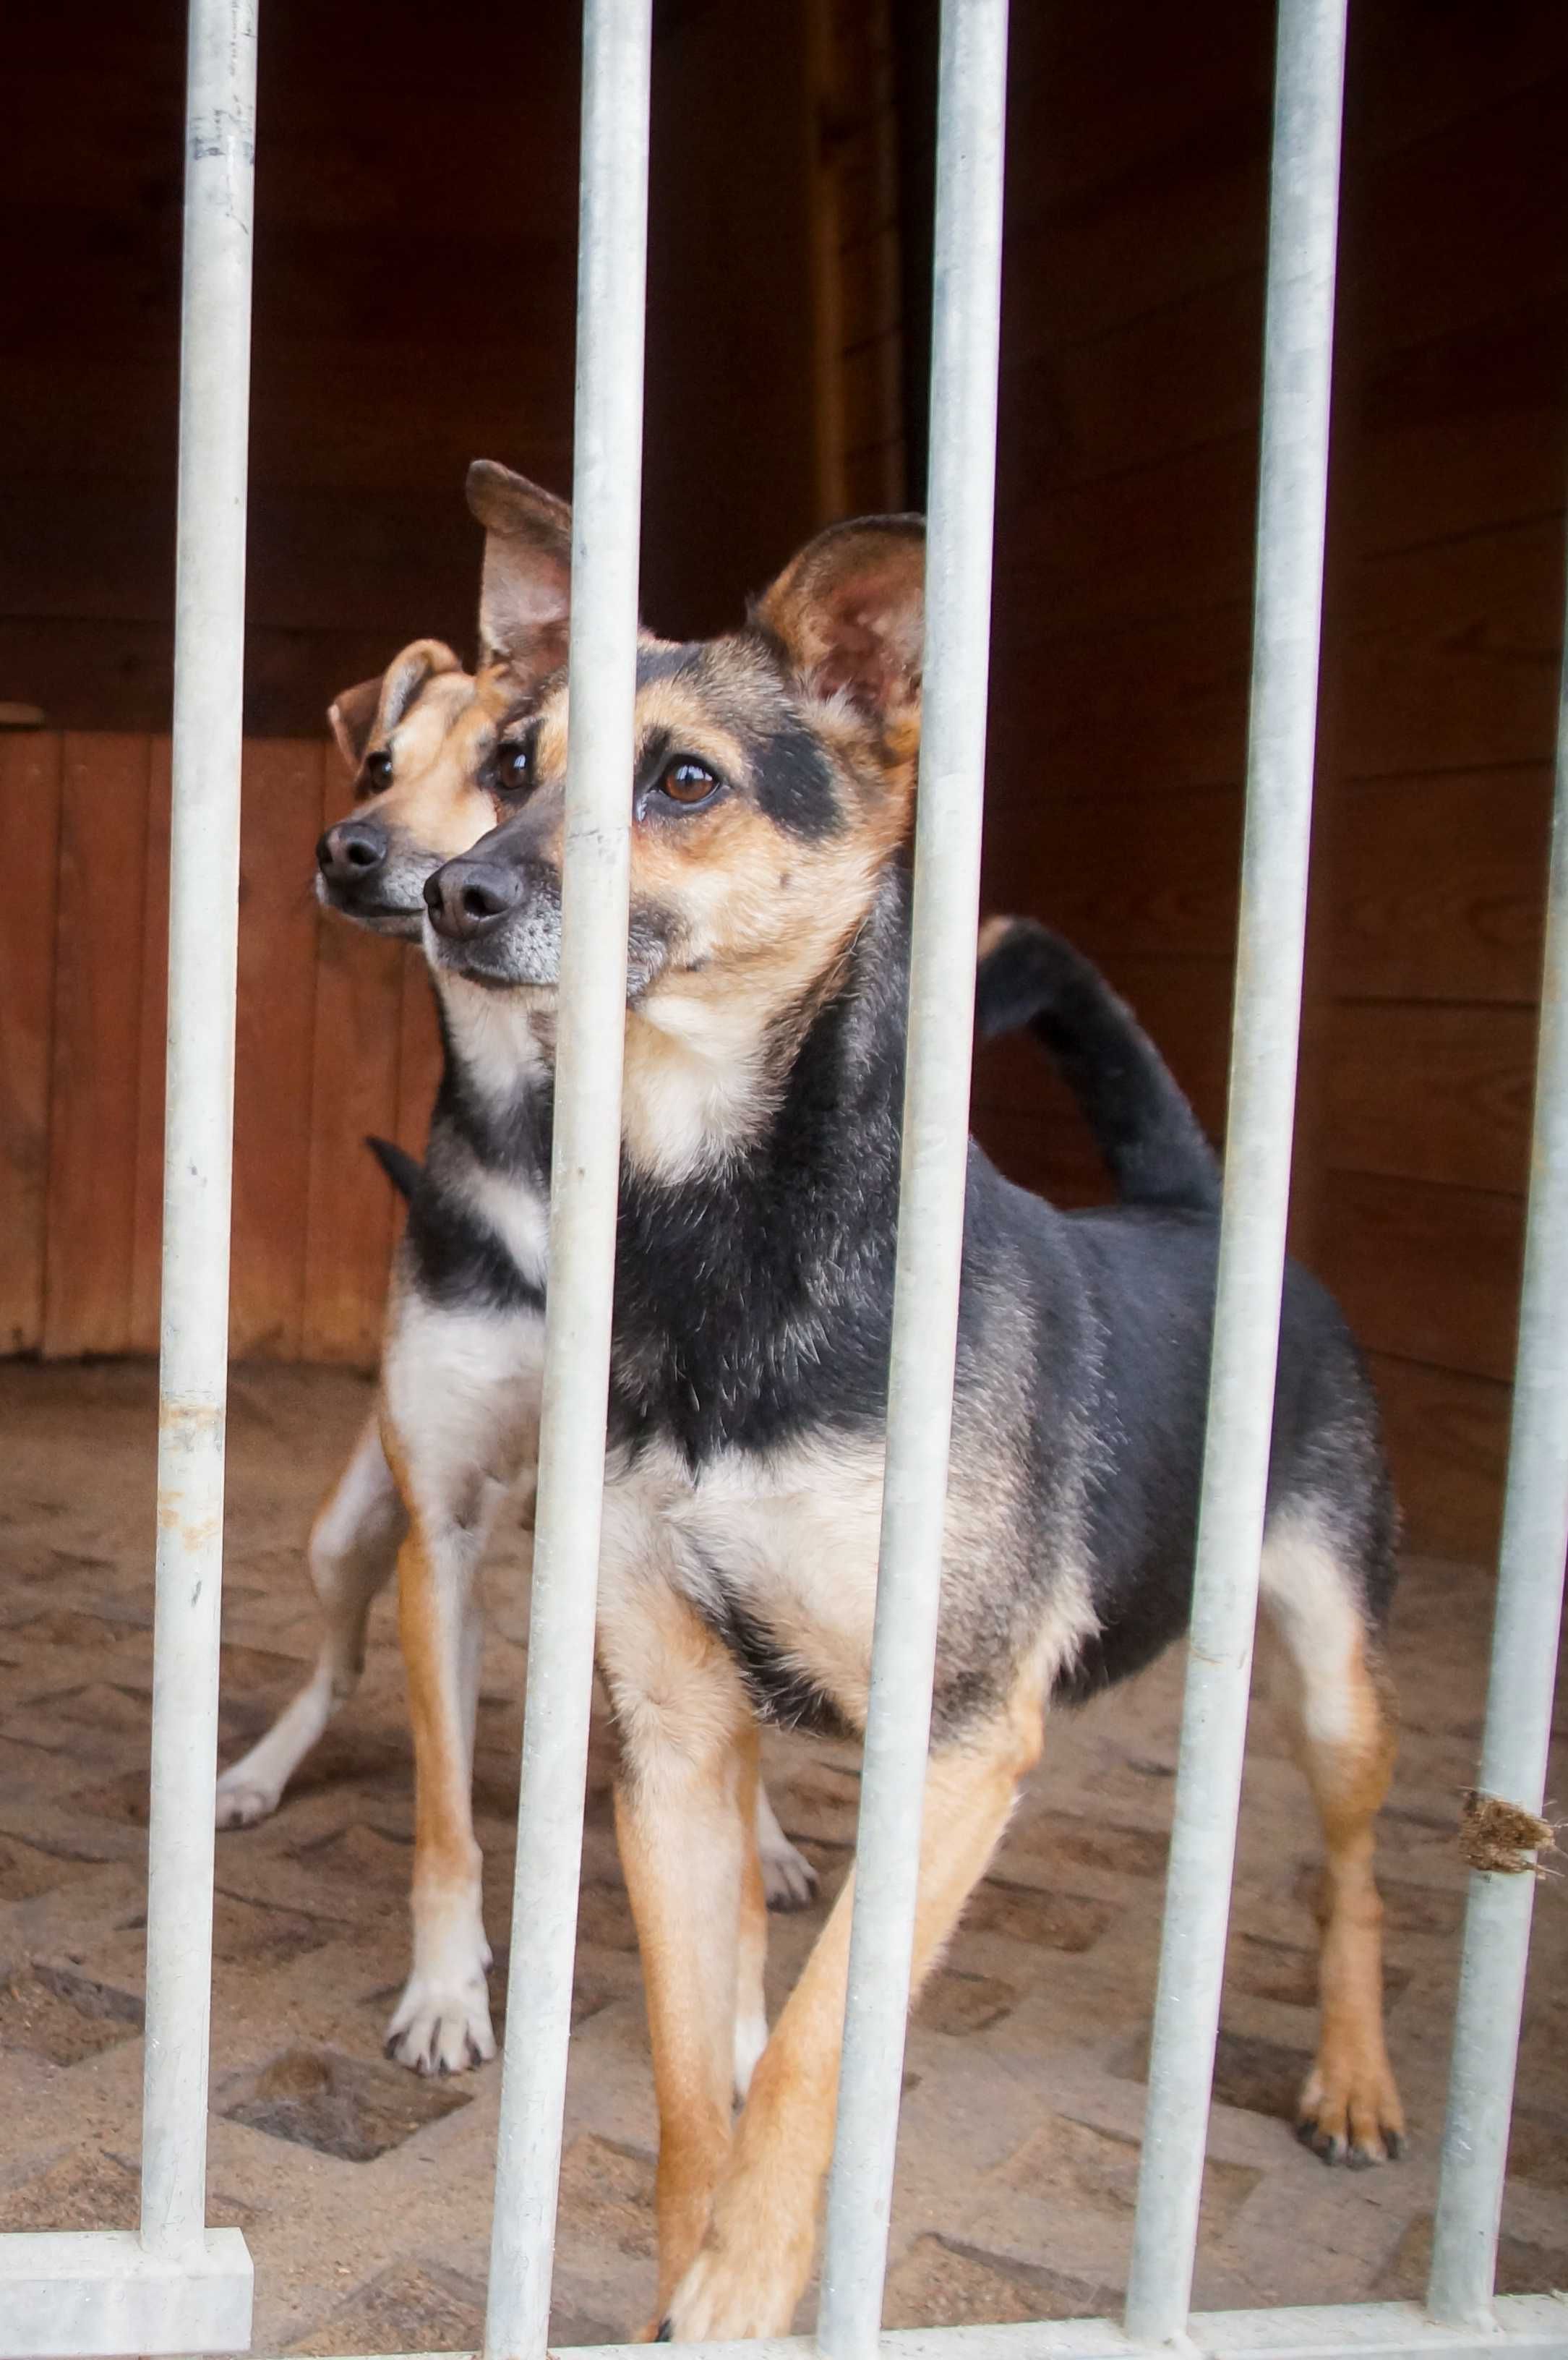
[600,1434,888,1726]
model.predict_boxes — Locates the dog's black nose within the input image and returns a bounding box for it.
[425,858,523,939]
[317,819,387,884]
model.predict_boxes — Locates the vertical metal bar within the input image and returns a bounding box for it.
[1426,617,1568,2325]
[481,4,651,2354]
[1123,0,1346,2340]
[139,0,257,2260]
[816,4,1009,2353]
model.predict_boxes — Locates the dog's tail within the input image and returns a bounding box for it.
[975,917,1221,1215]
[366,1134,422,1200]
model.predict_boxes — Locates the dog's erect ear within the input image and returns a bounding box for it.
[755,516,925,719]
[466,460,573,685]
[327,674,383,771]
[327,640,461,774]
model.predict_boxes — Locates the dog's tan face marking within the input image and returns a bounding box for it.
[318,650,536,937]
[443,632,919,1176]
[427,487,927,1176]
[355,671,496,850]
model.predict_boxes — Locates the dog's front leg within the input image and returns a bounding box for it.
[381,1301,540,2075]
[660,1687,1044,2343]
[599,1560,760,2321]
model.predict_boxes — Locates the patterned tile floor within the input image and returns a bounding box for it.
[1,1360,1564,2352]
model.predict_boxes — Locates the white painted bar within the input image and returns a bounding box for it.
[140,0,258,2266]
[235,2292,1568,2360]
[0,2228,253,2360]
[1426,582,1568,2324]
[1122,0,1347,2341]
[480,3,652,2356]
[817,4,1010,2354]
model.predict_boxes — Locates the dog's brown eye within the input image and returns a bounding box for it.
[365,749,393,787]
[657,758,719,808]
[497,742,531,792]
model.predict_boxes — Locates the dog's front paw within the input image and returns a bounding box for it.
[659,2231,810,2343]
[385,1967,496,2076]
[215,1774,280,1830]
[1296,2050,1405,2168]
[758,1832,818,1912]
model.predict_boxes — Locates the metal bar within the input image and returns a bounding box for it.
[140,0,258,2262]
[233,2294,1568,2360]
[816,4,1010,2353]
[1426,594,1568,2324]
[1123,0,1347,2340]
[481,3,651,2354]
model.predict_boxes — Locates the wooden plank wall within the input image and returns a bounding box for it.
[1302,7,1568,1560]
[1,0,823,733]
[810,0,907,516]
[961,2,1568,1557]
[0,730,440,1368]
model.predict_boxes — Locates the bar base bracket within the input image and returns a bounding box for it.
[0,2226,253,2357]
[237,2293,1568,2360]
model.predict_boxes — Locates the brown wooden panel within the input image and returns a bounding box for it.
[1330,766,1551,1005]
[1340,516,1565,782]
[1315,1170,1525,1386]
[1324,1004,1535,1197]
[1012,786,1243,965]
[988,597,1251,807]
[837,225,901,349]
[1003,0,1271,244]
[1000,268,1263,496]
[42,735,150,1354]
[840,330,902,462]
[1350,4,1568,163]
[302,746,403,1365]
[1348,72,1568,364]
[0,731,64,1350]
[999,125,1264,354]
[129,738,171,1354]
[1005,432,1259,641]
[1350,304,1568,560]
[231,740,324,1359]
[1367,1352,1509,1563]
[843,440,906,513]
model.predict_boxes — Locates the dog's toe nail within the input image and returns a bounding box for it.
[1294,2118,1317,2149]
[656,2320,673,2343]
[1385,2130,1405,2161]
[1347,2145,1377,2171]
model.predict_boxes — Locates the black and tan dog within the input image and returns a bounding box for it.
[393,467,1405,2338]
[213,621,820,1962]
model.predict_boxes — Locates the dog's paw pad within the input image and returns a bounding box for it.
[385,1975,497,2077]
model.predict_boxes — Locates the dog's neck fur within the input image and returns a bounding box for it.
[611,867,912,1463]
[422,868,915,1464]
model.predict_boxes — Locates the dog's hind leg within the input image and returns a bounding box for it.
[216,1411,406,1829]
[659,1680,1043,2343]
[1259,1510,1405,2166]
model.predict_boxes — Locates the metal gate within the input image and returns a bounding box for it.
[1,0,1564,2354]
